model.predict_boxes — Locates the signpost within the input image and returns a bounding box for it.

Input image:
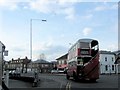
[0,41,9,89]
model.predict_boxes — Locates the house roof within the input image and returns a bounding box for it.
[0,41,5,51]
[114,50,120,64]
[56,53,68,60]
[9,57,31,63]
[33,59,50,64]
[99,51,115,55]
[113,50,120,55]
[114,57,120,64]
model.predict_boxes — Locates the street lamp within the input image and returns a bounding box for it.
[30,19,47,71]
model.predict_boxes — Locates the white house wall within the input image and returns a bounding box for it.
[100,54,116,74]
[0,42,3,86]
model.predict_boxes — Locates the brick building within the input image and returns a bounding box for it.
[56,53,68,70]
[28,59,55,73]
[7,57,31,73]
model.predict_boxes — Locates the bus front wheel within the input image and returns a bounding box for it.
[90,79,96,82]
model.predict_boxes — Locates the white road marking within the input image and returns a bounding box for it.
[66,82,71,90]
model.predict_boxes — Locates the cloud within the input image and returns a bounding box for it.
[95,6,107,11]
[94,3,118,11]
[33,43,68,61]
[1,0,117,21]
[81,14,93,20]
[29,0,53,13]
[4,42,30,61]
[107,44,118,51]
[0,0,18,10]
[29,0,76,20]
[60,34,65,38]
[100,41,118,51]
[33,37,54,52]
[28,36,68,61]
[83,27,92,36]
[43,45,68,61]
[64,7,76,20]
[85,14,93,19]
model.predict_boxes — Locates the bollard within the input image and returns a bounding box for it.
[32,79,37,87]
[32,72,38,87]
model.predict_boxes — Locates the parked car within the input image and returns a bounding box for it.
[9,70,21,77]
[51,70,58,74]
[57,68,65,73]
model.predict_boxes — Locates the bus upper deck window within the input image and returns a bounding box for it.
[80,42,89,48]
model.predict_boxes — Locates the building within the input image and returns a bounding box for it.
[114,50,120,74]
[29,59,54,73]
[51,61,57,70]
[7,57,31,73]
[99,51,117,74]
[0,41,6,88]
[56,53,68,70]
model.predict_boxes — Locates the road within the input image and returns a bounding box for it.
[38,73,119,89]
[8,73,119,90]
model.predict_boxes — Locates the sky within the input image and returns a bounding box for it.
[0,0,119,62]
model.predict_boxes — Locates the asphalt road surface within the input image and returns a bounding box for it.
[8,73,119,90]
[38,73,118,89]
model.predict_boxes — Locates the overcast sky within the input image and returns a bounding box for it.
[0,0,119,61]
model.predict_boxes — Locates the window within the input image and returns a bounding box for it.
[62,60,64,64]
[58,61,61,65]
[112,57,113,61]
[41,64,44,67]
[112,65,114,71]
[64,60,67,64]
[80,42,89,48]
[44,64,48,67]
[61,61,62,64]
[105,65,108,71]
[105,57,107,61]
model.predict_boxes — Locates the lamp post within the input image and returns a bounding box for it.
[30,19,47,71]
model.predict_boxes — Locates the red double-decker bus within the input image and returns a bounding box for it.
[66,38,99,81]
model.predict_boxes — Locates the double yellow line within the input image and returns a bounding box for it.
[66,82,71,90]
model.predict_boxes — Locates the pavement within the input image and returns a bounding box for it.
[8,79,32,88]
[8,72,34,88]
[8,73,66,89]
[0,85,2,90]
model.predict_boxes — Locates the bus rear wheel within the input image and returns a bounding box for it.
[66,73,70,80]
[73,72,78,81]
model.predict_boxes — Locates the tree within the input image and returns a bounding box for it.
[39,53,46,60]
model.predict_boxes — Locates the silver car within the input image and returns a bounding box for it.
[51,70,58,74]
